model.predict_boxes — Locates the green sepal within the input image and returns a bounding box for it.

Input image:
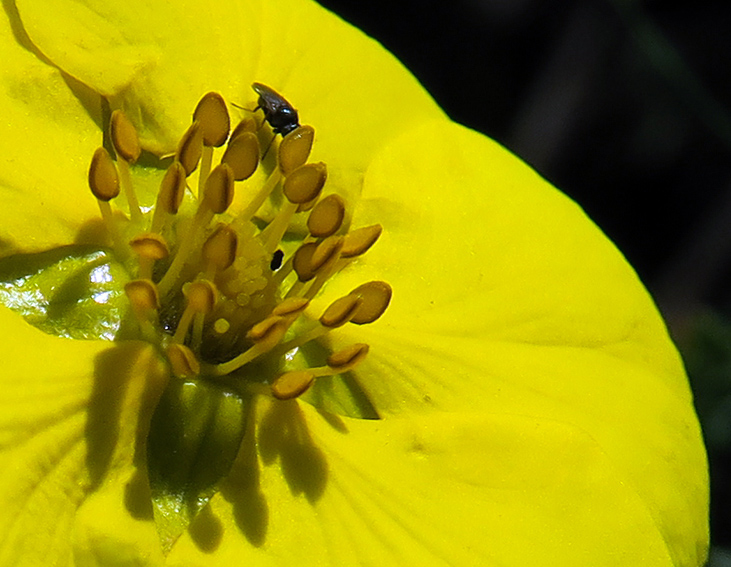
[147,378,249,553]
[0,246,128,340]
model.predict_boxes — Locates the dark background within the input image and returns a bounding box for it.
[316,0,731,562]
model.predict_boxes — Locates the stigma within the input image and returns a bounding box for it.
[88,86,389,402]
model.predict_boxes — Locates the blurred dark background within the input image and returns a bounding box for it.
[317,0,731,562]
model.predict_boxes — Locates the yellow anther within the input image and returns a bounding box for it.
[342,224,383,258]
[129,233,169,261]
[320,294,363,328]
[230,116,258,141]
[88,147,120,202]
[283,162,327,204]
[292,242,318,282]
[327,343,369,372]
[348,281,392,324]
[271,370,315,400]
[156,161,187,216]
[184,280,218,314]
[271,297,310,317]
[311,236,343,272]
[167,343,201,378]
[176,121,203,176]
[193,92,230,147]
[202,224,238,272]
[203,163,235,214]
[246,315,287,343]
[110,110,141,163]
[307,194,346,238]
[278,125,315,175]
[124,279,160,312]
[222,131,259,181]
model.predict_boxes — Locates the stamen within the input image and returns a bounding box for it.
[124,279,160,342]
[222,132,259,181]
[203,163,235,214]
[271,297,310,317]
[167,343,201,378]
[271,370,315,400]
[193,92,231,198]
[202,224,238,278]
[110,110,143,223]
[151,161,187,233]
[88,147,124,252]
[176,122,203,178]
[341,224,383,258]
[129,233,170,280]
[348,281,393,324]
[307,194,346,238]
[278,125,315,175]
[172,280,217,344]
[208,316,289,376]
[230,117,258,141]
[326,343,369,372]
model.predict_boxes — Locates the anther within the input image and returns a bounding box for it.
[124,279,160,342]
[88,147,120,202]
[151,161,187,232]
[311,236,343,272]
[172,280,218,344]
[129,233,170,280]
[283,162,327,204]
[348,281,392,324]
[342,224,383,258]
[110,110,141,163]
[167,343,201,378]
[230,117,258,142]
[202,224,238,274]
[222,132,259,181]
[326,343,369,372]
[203,163,235,214]
[320,294,363,328]
[271,297,310,317]
[176,122,203,177]
[193,92,231,148]
[278,125,315,175]
[307,194,346,238]
[271,370,315,400]
[292,242,319,283]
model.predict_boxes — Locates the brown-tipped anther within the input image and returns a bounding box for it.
[193,92,230,147]
[327,343,370,372]
[246,316,287,345]
[110,110,141,163]
[158,161,187,214]
[176,122,203,176]
[342,224,383,258]
[222,132,259,181]
[292,242,318,282]
[230,117,258,141]
[184,280,218,314]
[320,294,362,328]
[167,344,201,378]
[311,236,343,272]
[125,279,160,312]
[272,297,310,317]
[88,147,120,202]
[278,125,315,175]
[204,163,235,214]
[129,233,169,260]
[307,194,346,238]
[348,281,392,324]
[202,224,238,271]
[271,370,315,400]
[283,162,327,204]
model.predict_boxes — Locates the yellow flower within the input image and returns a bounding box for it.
[0,0,709,566]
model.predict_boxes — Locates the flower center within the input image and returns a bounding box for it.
[88,86,390,403]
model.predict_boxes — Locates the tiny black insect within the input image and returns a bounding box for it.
[270,249,285,271]
[252,83,300,137]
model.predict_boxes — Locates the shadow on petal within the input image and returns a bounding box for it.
[258,400,328,503]
[188,503,224,554]
[220,403,269,547]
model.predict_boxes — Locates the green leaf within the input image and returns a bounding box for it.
[0,245,129,340]
[147,379,249,553]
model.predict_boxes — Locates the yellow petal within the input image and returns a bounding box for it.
[0,8,102,255]
[0,306,168,565]
[16,0,444,183]
[166,399,676,566]
[315,119,708,565]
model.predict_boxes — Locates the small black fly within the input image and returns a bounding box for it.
[252,83,300,137]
